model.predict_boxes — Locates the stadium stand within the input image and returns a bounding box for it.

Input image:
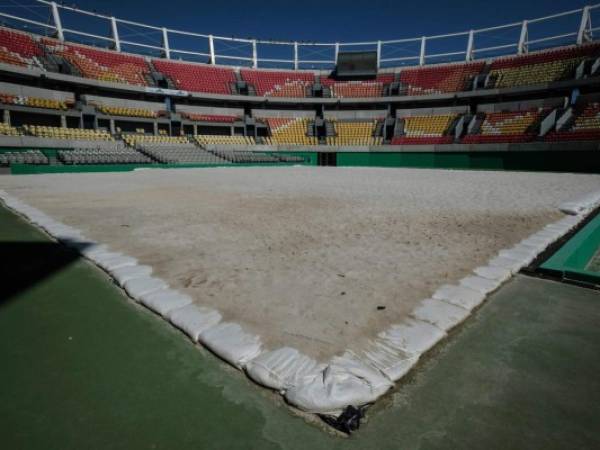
[194,135,256,145]
[123,134,189,146]
[153,60,235,94]
[181,112,238,123]
[98,105,159,118]
[546,103,600,141]
[399,62,485,96]
[264,117,317,145]
[23,125,114,141]
[0,122,22,136]
[0,149,48,165]
[463,110,545,143]
[0,93,67,110]
[209,148,283,163]
[138,143,230,164]
[487,43,600,89]
[58,147,153,164]
[42,38,152,86]
[241,70,314,97]
[0,27,42,68]
[391,114,456,144]
[322,74,394,98]
[326,119,382,145]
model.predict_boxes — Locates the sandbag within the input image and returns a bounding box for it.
[354,339,418,382]
[378,319,446,355]
[88,251,126,266]
[285,355,393,415]
[473,265,512,283]
[559,190,600,215]
[139,289,193,317]
[488,255,525,273]
[432,284,486,310]
[97,255,138,272]
[459,275,501,294]
[411,297,471,332]
[199,322,262,369]
[498,247,537,265]
[245,347,321,392]
[111,265,153,286]
[168,304,222,341]
[124,276,168,300]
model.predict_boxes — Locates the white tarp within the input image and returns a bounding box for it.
[168,304,222,342]
[245,347,321,392]
[199,322,262,368]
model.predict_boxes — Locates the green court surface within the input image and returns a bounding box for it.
[1,204,600,449]
[541,211,600,285]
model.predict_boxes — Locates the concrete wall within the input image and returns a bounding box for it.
[0,81,74,102]
[477,97,565,113]
[324,110,387,119]
[251,109,315,118]
[83,95,165,111]
[176,104,244,117]
[396,105,469,117]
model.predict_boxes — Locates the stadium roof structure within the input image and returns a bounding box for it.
[0,1,599,70]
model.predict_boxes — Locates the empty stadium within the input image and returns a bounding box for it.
[1,0,600,447]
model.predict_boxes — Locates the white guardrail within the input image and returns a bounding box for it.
[0,1,598,70]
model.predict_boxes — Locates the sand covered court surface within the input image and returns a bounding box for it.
[2,166,599,359]
[2,167,600,356]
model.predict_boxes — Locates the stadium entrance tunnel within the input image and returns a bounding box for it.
[318,152,337,166]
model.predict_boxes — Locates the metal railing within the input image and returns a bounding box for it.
[0,1,597,70]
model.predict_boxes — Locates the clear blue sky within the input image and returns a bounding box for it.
[2,0,594,66]
[45,0,590,41]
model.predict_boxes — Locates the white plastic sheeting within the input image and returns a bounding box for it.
[285,355,393,415]
[140,289,193,317]
[246,347,321,392]
[199,322,263,368]
[168,304,222,342]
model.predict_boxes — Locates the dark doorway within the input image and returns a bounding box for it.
[318,152,337,166]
